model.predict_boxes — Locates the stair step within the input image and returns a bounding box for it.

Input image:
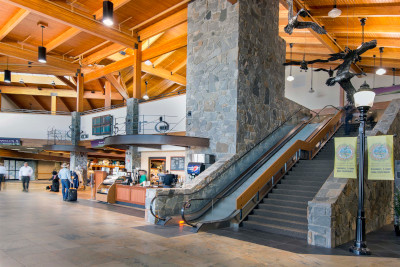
[242,221,307,239]
[257,203,306,216]
[289,170,331,175]
[284,174,329,181]
[252,209,307,223]
[268,193,313,202]
[247,215,308,230]
[280,179,325,187]
[276,183,320,192]
[262,199,308,209]
[273,188,317,197]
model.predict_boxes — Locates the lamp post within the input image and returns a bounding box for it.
[349,81,375,256]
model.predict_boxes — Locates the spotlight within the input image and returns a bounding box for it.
[19,78,24,83]
[51,80,56,86]
[102,1,114,27]
[4,70,11,83]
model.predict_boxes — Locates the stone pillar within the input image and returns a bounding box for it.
[125,98,141,171]
[71,112,81,146]
[70,111,87,182]
[186,0,301,161]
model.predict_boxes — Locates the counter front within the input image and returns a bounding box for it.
[116,185,149,207]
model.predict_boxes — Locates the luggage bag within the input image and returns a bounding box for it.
[68,186,77,201]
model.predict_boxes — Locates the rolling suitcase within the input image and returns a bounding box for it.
[68,184,77,201]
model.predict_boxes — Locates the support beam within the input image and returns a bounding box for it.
[76,70,84,112]
[152,51,175,67]
[142,64,186,86]
[1,0,137,48]
[46,28,81,52]
[56,76,76,90]
[31,95,47,110]
[104,74,129,100]
[51,95,57,115]
[171,58,187,74]
[311,6,400,18]
[59,97,71,112]
[0,42,79,73]
[85,98,94,110]
[132,41,142,99]
[0,9,30,41]
[105,80,112,108]
[136,8,188,40]
[82,43,125,65]
[4,94,22,109]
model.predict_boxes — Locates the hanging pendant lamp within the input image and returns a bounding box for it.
[393,68,396,86]
[102,1,114,26]
[309,65,314,93]
[287,43,294,82]
[143,80,149,100]
[376,47,386,75]
[328,0,342,18]
[4,57,11,83]
[38,25,47,63]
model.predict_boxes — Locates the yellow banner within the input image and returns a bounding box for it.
[367,135,394,180]
[334,137,358,178]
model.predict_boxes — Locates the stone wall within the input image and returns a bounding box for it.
[308,99,400,248]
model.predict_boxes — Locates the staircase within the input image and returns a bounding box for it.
[242,124,359,239]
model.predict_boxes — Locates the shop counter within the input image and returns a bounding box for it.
[115,185,150,206]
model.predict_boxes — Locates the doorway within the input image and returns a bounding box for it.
[149,157,166,181]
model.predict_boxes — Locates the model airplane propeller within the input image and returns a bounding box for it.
[284,0,327,35]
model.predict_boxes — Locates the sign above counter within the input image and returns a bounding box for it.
[0,138,21,146]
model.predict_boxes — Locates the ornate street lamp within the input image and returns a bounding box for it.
[349,81,375,256]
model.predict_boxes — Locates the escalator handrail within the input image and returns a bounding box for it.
[181,105,341,227]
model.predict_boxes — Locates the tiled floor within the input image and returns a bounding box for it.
[1,182,400,267]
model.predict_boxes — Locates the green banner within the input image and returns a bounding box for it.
[334,137,358,179]
[367,135,394,180]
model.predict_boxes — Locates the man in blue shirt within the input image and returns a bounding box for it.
[58,163,72,201]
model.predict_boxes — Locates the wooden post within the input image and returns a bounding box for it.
[105,80,112,108]
[132,41,142,99]
[76,69,84,112]
[51,94,57,115]
[0,92,2,111]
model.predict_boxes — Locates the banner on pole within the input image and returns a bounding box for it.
[334,137,358,178]
[367,135,394,180]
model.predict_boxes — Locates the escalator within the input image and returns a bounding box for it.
[176,106,343,231]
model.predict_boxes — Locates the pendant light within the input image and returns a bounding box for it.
[38,25,47,63]
[328,0,342,18]
[4,57,11,83]
[102,1,114,27]
[309,65,314,93]
[376,47,386,75]
[143,80,149,100]
[287,43,294,82]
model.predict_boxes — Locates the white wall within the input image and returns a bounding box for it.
[0,113,71,139]
[285,66,396,109]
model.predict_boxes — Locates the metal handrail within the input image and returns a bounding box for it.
[181,105,342,228]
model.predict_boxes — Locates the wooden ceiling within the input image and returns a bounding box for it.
[0,0,398,112]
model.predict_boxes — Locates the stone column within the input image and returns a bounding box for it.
[70,111,87,182]
[71,112,81,146]
[125,98,141,171]
[186,0,301,161]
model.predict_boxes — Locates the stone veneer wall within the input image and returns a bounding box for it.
[308,99,400,248]
[125,98,141,169]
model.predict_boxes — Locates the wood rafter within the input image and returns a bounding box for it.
[142,64,186,86]
[1,0,137,48]
[310,6,400,18]
[171,58,187,74]
[56,76,76,90]
[31,95,46,110]
[59,97,72,112]
[152,51,175,67]
[105,74,129,100]
[0,8,30,41]
[85,98,94,110]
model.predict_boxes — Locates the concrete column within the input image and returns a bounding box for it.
[186,0,301,161]
[125,98,141,171]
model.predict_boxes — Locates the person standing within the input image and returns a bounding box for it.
[19,162,33,192]
[0,163,7,191]
[58,163,72,201]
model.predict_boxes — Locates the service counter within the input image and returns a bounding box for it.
[115,185,156,207]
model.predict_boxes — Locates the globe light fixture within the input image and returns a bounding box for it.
[328,0,342,18]
[354,81,375,109]
[376,47,386,75]
[102,1,114,27]
[287,75,294,82]
[287,43,294,82]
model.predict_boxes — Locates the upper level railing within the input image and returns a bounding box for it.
[0,108,71,115]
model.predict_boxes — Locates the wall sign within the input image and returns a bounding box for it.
[91,139,105,148]
[0,138,21,146]
[171,157,185,171]
[92,115,113,136]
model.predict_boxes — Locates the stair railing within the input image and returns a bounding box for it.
[236,108,343,217]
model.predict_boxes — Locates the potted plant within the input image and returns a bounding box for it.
[395,186,400,236]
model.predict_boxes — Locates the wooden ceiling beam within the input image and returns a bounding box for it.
[1,0,137,48]
[0,42,79,72]
[104,74,129,100]
[85,98,94,110]
[56,76,76,90]
[59,97,72,112]
[171,58,187,74]
[136,7,188,40]
[152,51,175,67]
[336,38,400,49]
[0,149,68,162]
[142,64,186,86]
[3,94,23,109]
[82,43,125,65]
[324,25,400,35]
[30,95,47,110]
[310,6,400,18]
[0,8,30,41]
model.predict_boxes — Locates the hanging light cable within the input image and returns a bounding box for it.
[309,65,314,93]
[328,0,342,18]
[38,25,47,63]
[102,0,114,26]
[4,56,11,83]
[287,43,294,82]
[376,47,386,75]
[393,68,396,86]
[143,80,149,100]
[373,55,376,89]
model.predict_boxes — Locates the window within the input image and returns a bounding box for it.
[3,160,35,180]
[92,115,113,136]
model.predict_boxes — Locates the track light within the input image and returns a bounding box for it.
[376,47,386,75]
[102,1,114,27]
[4,57,11,83]
[328,0,342,18]
[19,78,24,83]
[287,43,294,82]
[38,25,47,63]
[143,80,149,100]
[51,80,56,86]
